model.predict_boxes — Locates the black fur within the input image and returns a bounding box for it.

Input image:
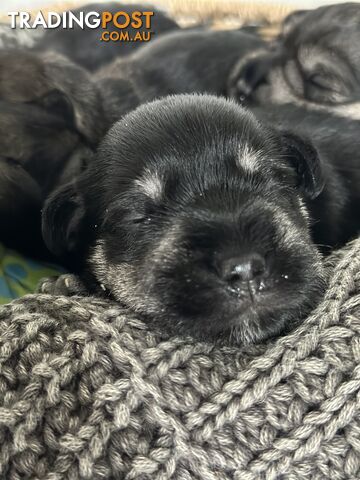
[96,28,265,123]
[228,3,360,115]
[251,103,360,248]
[42,94,357,344]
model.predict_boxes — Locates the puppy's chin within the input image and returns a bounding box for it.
[149,275,324,345]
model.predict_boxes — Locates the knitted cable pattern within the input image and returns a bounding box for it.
[0,238,359,480]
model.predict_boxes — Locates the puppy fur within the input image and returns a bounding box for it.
[0,22,42,50]
[251,103,360,248]
[0,50,105,257]
[34,2,180,71]
[96,28,265,123]
[41,94,341,345]
[0,156,43,255]
[228,2,360,118]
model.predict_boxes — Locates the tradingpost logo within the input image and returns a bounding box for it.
[8,10,155,43]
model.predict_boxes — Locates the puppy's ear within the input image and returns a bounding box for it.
[42,181,85,256]
[43,53,105,145]
[281,131,325,200]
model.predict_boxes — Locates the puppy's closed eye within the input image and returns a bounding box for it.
[104,206,153,231]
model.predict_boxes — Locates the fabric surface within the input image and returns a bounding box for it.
[0,243,64,304]
[0,237,359,479]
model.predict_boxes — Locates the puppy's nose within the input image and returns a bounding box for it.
[235,79,253,103]
[220,253,266,286]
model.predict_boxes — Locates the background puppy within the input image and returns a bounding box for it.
[34,2,180,71]
[228,2,360,118]
[251,103,360,248]
[97,29,265,123]
[0,50,105,257]
[42,94,334,344]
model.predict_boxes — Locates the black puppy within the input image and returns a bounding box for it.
[34,2,179,71]
[228,3,360,117]
[0,50,105,257]
[97,28,265,123]
[41,94,346,344]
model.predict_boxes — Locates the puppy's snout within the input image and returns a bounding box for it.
[229,51,277,103]
[234,78,254,103]
[236,61,268,102]
[220,253,266,287]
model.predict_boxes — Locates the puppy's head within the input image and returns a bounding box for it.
[43,95,326,344]
[0,50,105,194]
[228,4,360,112]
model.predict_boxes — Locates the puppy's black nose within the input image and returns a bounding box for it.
[235,79,253,103]
[220,253,266,286]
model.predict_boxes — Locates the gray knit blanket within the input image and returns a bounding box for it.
[0,239,360,480]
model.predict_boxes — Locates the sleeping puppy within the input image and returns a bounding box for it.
[97,29,265,123]
[0,50,105,257]
[41,94,354,344]
[34,2,179,71]
[228,3,360,118]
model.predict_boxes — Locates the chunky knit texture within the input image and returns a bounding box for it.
[0,239,360,480]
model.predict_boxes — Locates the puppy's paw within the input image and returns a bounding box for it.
[38,274,88,297]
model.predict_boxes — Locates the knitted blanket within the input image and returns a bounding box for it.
[0,237,359,479]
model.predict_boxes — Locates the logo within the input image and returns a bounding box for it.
[8,10,155,43]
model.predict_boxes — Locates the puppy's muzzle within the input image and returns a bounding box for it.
[228,47,281,103]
